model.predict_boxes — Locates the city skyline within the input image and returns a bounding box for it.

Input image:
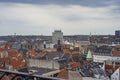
[0,0,120,36]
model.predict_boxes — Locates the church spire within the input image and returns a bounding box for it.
[89,32,92,44]
[86,50,93,61]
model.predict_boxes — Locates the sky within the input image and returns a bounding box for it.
[0,0,120,36]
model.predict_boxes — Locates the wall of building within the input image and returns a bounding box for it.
[69,71,82,80]
[111,68,120,80]
[115,30,120,38]
[28,59,60,69]
[93,55,111,63]
[52,30,63,44]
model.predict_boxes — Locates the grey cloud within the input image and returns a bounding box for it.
[0,0,120,7]
[0,2,120,35]
[62,15,85,21]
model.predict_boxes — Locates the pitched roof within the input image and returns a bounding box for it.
[71,62,81,69]
[7,49,19,57]
[40,52,46,58]
[46,52,63,60]
[116,45,120,49]
[5,43,12,49]
[43,48,57,52]
[63,49,71,53]
[112,51,120,56]
[28,49,37,58]
[17,54,24,61]
[0,48,5,52]
[57,69,68,79]
[86,50,92,60]
[10,58,26,69]
[18,49,28,55]
[72,62,108,79]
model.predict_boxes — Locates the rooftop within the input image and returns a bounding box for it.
[18,67,57,75]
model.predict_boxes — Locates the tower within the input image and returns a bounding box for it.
[89,32,92,44]
[52,30,63,44]
[115,30,120,38]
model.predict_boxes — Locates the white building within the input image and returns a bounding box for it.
[52,30,63,44]
[111,68,120,80]
[93,55,111,63]
[28,59,60,70]
[93,54,120,63]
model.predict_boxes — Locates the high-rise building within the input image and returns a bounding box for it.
[52,30,63,44]
[115,30,120,38]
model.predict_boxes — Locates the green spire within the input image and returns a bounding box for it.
[86,50,92,60]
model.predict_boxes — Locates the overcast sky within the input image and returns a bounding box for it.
[0,0,120,36]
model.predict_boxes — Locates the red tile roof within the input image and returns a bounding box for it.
[11,59,20,69]
[28,49,37,58]
[40,52,46,58]
[10,59,27,69]
[0,48,26,70]
[71,62,81,69]
[0,48,5,52]
[63,49,71,53]
[112,51,120,56]
[43,48,57,52]
[5,43,12,49]
[57,69,68,79]
[84,60,91,64]
[7,49,19,57]
[17,54,24,61]
[116,45,120,49]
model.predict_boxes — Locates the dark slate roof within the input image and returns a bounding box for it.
[71,62,108,78]
[18,67,56,75]
[93,46,113,56]
[58,58,68,66]
[18,49,28,55]
[61,53,71,59]
[58,53,71,65]
[30,67,56,75]
[18,68,29,73]
[46,52,63,60]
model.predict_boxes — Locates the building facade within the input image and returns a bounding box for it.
[115,30,120,38]
[52,30,63,44]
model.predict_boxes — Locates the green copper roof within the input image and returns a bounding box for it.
[86,50,92,59]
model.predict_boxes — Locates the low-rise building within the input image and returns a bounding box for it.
[105,58,120,76]
[111,67,120,80]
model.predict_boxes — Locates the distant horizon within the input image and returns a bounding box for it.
[0,31,117,36]
[0,0,120,35]
[0,33,116,36]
